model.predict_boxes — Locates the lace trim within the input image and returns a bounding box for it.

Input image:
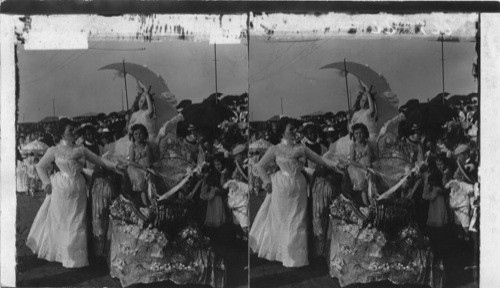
[54,144,85,161]
[132,143,151,161]
[353,144,370,161]
[274,143,306,161]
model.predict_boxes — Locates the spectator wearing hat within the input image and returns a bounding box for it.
[267,122,281,145]
[82,124,101,155]
[405,124,424,167]
[301,124,327,169]
[231,143,248,183]
[446,143,478,237]
[40,128,55,147]
[182,124,205,166]
[79,124,102,169]
[435,153,454,188]
[100,127,114,155]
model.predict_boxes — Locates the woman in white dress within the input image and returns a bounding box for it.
[26,119,121,268]
[104,90,157,161]
[351,90,378,141]
[328,90,378,161]
[249,118,339,267]
[129,90,156,141]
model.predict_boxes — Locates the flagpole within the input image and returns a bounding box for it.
[121,90,124,111]
[280,97,283,115]
[214,43,218,104]
[343,58,351,115]
[440,33,446,105]
[123,59,129,111]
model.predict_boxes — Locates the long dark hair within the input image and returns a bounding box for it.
[353,87,377,120]
[276,117,299,137]
[130,123,149,142]
[352,123,369,140]
[57,118,76,137]
[353,90,374,110]
[131,89,156,117]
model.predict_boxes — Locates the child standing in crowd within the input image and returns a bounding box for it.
[81,124,102,170]
[422,172,449,261]
[248,150,263,196]
[225,175,249,239]
[100,128,114,156]
[226,144,250,239]
[127,124,155,207]
[26,152,41,197]
[201,156,229,228]
[17,135,29,194]
[348,123,376,207]
[435,153,454,187]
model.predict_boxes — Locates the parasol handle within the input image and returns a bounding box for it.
[343,58,351,115]
[146,85,155,96]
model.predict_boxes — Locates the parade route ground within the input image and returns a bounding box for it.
[16,192,248,288]
[249,191,478,288]
[15,190,478,288]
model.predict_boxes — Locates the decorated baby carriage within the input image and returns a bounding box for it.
[88,149,225,288]
[87,127,225,287]
[327,132,444,288]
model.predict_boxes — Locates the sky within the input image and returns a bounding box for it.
[249,37,477,121]
[17,39,248,123]
[17,36,476,123]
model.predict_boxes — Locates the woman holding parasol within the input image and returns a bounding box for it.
[350,88,378,141]
[128,86,157,141]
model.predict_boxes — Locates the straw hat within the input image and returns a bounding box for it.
[453,143,469,156]
[410,124,420,131]
[232,143,247,156]
[185,134,197,145]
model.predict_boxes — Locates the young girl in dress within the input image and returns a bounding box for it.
[26,152,41,197]
[200,156,229,228]
[17,135,29,193]
[348,123,376,207]
[422,171,449,262]
[127,124,155,207]
[423,172,449,228]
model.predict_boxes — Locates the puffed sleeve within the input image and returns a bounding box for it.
[305,145,339,169]
[157,113,184,141]
[35,147,56,188]
[256,145,276,186]
[84,147,117,170]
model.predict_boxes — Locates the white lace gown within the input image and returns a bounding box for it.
[249,140,333,267]
[26,142,116,268]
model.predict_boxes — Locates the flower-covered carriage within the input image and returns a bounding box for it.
[89,146,226,288]
[326,132,444,288]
